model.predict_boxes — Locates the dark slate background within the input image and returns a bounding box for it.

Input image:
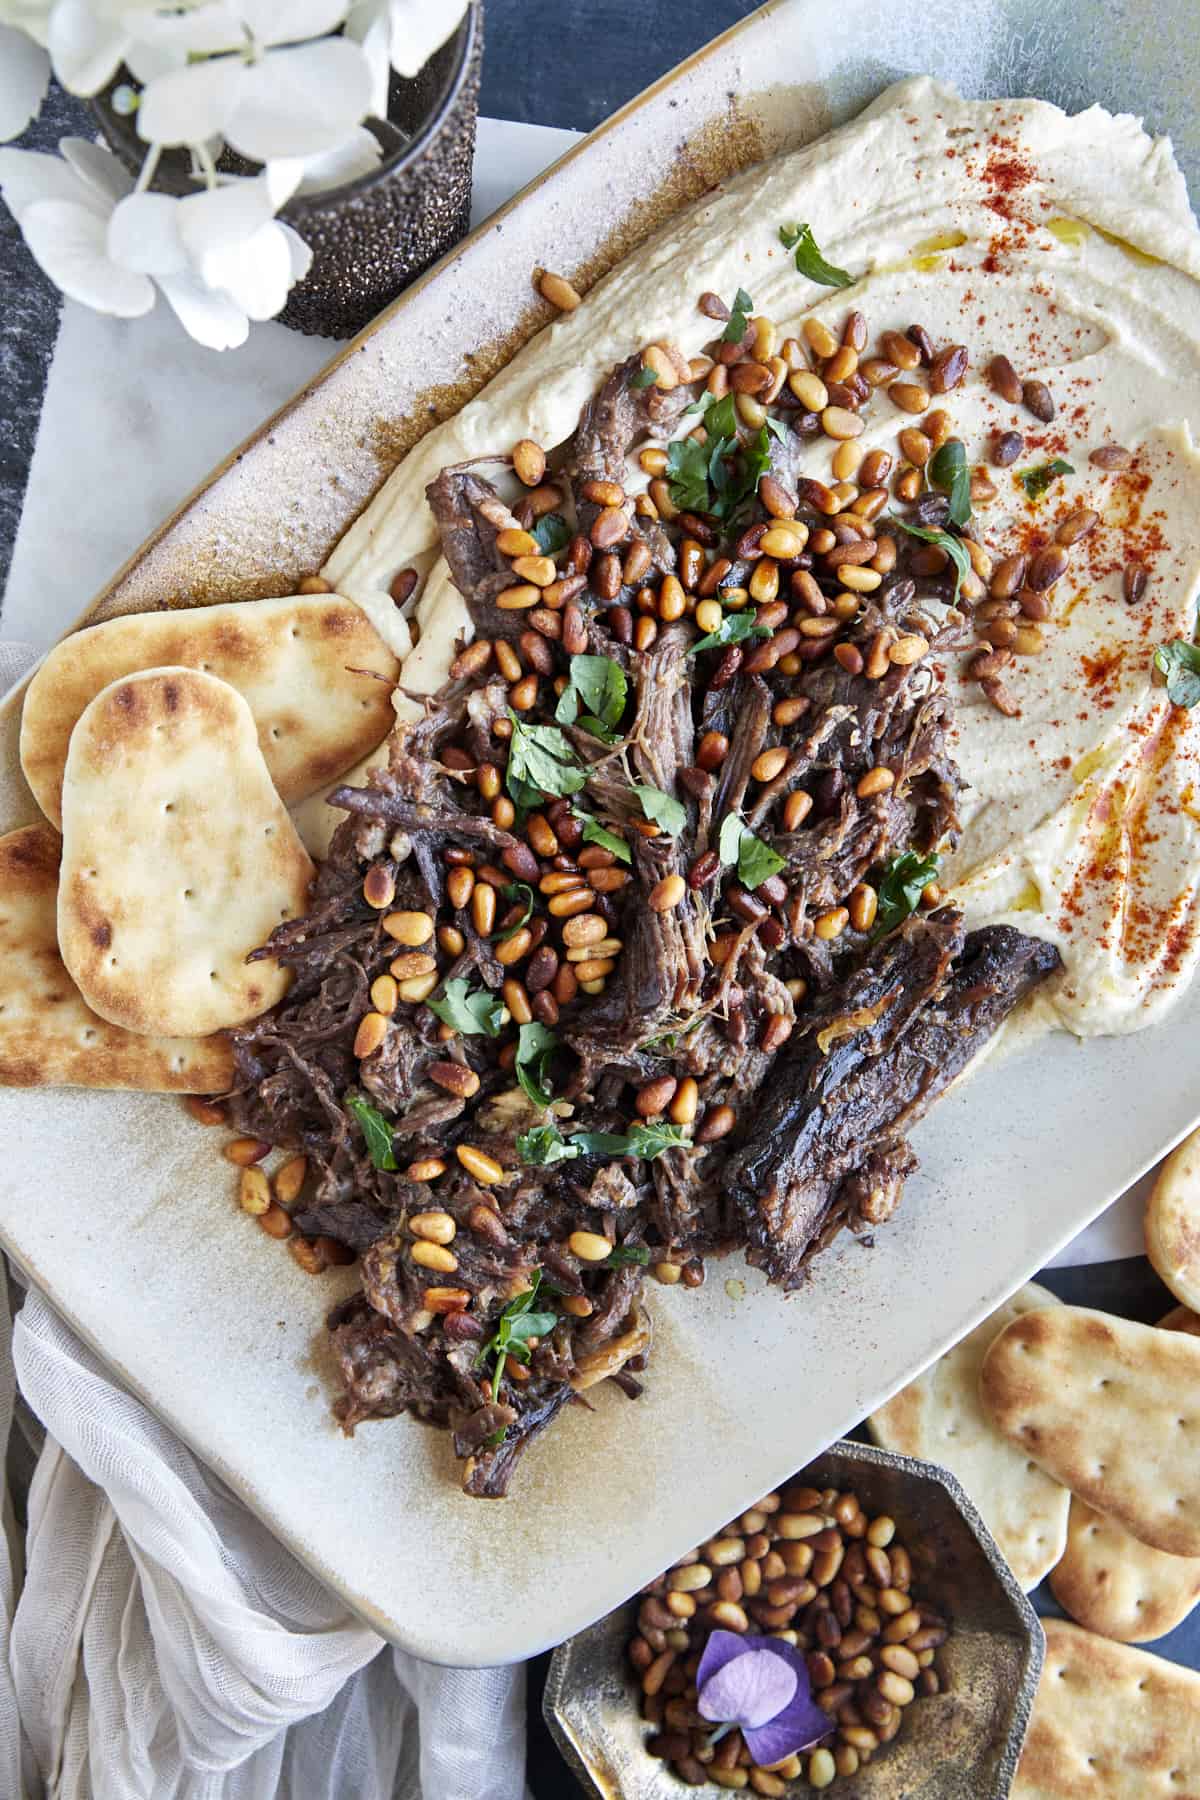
[1,4,1196,1792]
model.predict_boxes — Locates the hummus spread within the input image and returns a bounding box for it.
[325,77,1200,1037]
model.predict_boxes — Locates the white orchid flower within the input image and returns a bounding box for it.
[344,0,468,118]
[0,136,311,347]
[136,0,372,164]
[0,22,49,139]
[44,0,217,96]
[269,124,381,197]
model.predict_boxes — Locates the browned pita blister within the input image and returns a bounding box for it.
[1013,1619,1200,1797]
[19,594,398,828]
[58,668,314,1038]
[979,1305,1200,1557]
[0,824,232,1091]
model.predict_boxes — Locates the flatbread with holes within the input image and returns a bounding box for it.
[980,1305,1200,1557]
[1013,1619,1200,1797]
[19,594,398,828]
[1145,1126,1200,1312]
[58,668,313,1037]
[0,824,232,1091]
[869,1283,1069,1590]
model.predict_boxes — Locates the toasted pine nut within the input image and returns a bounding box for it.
[456,1144,504,1184]
[382,910,433,946]
[224,1136,270,1167]
[185,1096,226,1126]
[274,1155,307,1207]
[406,1157,446,1182]
[239,1167,271,1216]
[569,1230,612,1262]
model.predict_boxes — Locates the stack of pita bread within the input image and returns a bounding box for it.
[1,595,397,1092]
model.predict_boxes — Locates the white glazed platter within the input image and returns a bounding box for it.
[1,0,1198,1664]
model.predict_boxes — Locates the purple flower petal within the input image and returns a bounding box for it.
[696,1628,752,1693]
[698,1648,796,1730]
[696,1632,829,1765]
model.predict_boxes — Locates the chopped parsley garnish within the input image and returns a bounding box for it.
[532,512,571,554]
[475,1271,558,1403]
[719,813,787,889]
[1017,459,1074,502]
[574,810,632,864]
[928,438,972,527]
[425,978,506,1036]
[1154,639,1200,708]
[665,435,713,515]
[667,414,780,522]
[514,1022,558,1108]
[506,712,588,802]
[498,882,535,941]
[779,222,855,289]
[345,1093,397,1171]
[689,610,772,656]
[890,516,972,605]
[630,364,659,389]
[722,287,754,343]
[602,1245,652,1267]
[872,850,942,939]
[516,1122,582,1167]
[634,783,687,837]
[555,653,627,740]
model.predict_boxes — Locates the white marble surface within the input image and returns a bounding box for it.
[0,117,580,651]
[0,112,1148,1268]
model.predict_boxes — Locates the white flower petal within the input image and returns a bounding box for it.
[156,268,248,349]
[238,0,348,49]
[59,135,133,202]
[0,3,52,52]
[343,1,388,119]
[385,0,468,79]
[175,171,274,264]
[48,0,130,93]
[198,217,291,319]
[223,38,371,162]
[0,27,49,140]
[262,154,303,207]
[122,1,242,56]
[136,55,241,148]
[0,144,101,221]
[285,123,380,196]
[277,217,311,281]
[107,189,186,273]
[22,197,155,313]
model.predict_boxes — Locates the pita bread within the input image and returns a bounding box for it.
[869,1283,1069,1590]
[0,824,232,1092]
[980,1304,1200,1557]
[20,594,397,828]
[291,739,390,860]
[1013,1619,1200,1797]
[58,668,313,1037]
[1145,1125,1200,1312]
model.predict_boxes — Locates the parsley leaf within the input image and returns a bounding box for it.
[517,1122,583,1167]
[890,516,972,604]
[476,1271,558,1402]
[425,978,505,1036]
[704,392,738,439]
[1154,639,1200,708]
[498,882,535,942]
[666,435,713,515]
[345,1093,397,1171]
[572,1122,692,1161]
[555,654,628,739]
[603,1245,651,1267]
[532,512,571,554]
[928,439,972,528]
[779,222,854,289]
[873,850,942,939]
[506,712,588,802]
[718,813,787,889]
[630,364,659,389]
[722,287,754,343]
[633,783,686,837]
[1017,459,1074,502]
[515,1022,558,1108]
[574,810,632,865]
[689,610,771,655]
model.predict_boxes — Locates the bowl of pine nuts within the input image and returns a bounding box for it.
[544,1438,1042,1798]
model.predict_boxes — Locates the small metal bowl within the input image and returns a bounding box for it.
[544,1438,1043,1799]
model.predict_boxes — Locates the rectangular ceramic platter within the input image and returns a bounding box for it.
[2,0,1198,1666]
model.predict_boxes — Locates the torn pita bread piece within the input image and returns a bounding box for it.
[0,824,232,1091]
[1013,1619,1200,1797]
[1145,1124,1200,1312]
[20,593,398,828]
[58,668,314,1038]
[869,1282,1069,1590]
